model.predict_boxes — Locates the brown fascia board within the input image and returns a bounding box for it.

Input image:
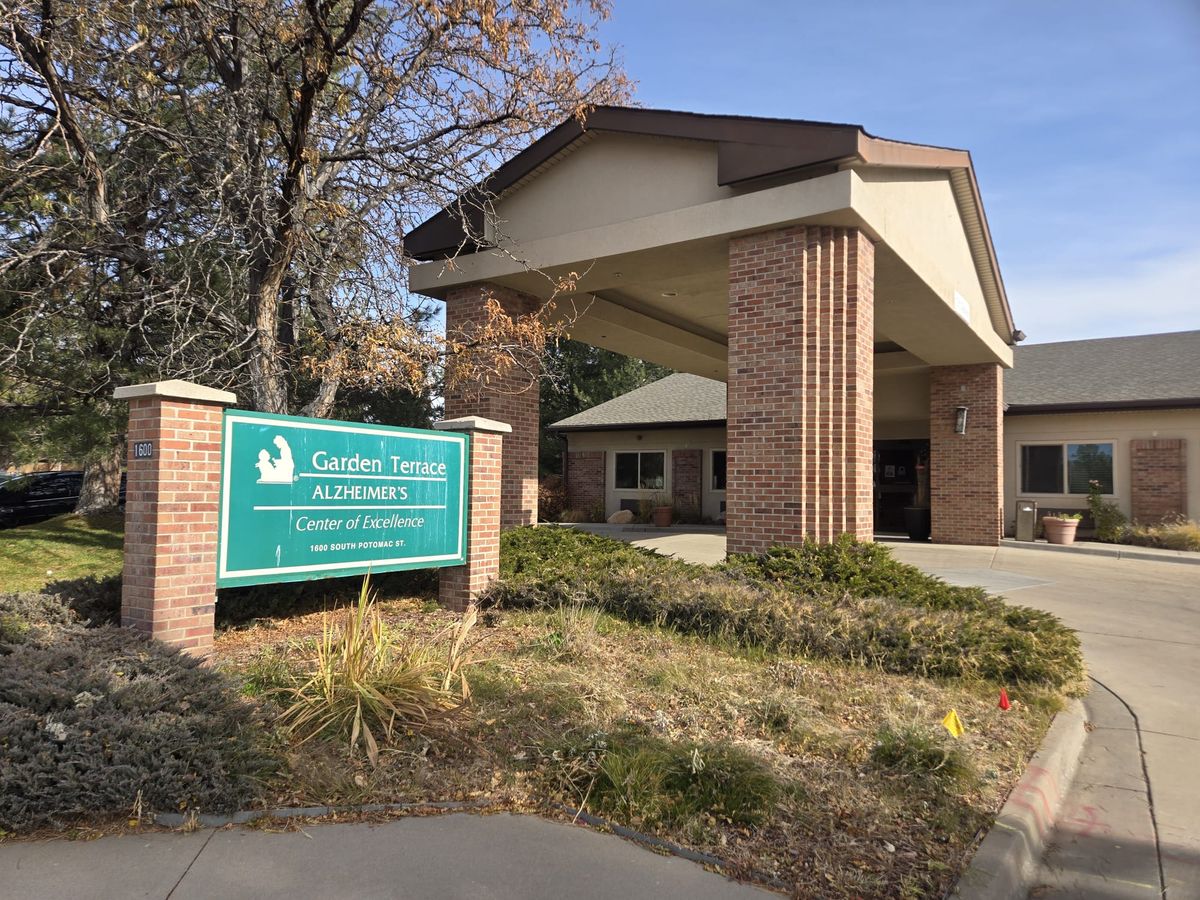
[1006,398,1200,416]
[403,107,865,259]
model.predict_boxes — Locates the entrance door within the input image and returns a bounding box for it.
[873,440,929,534]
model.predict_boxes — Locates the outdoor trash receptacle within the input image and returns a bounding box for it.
[1016,500,1037,542]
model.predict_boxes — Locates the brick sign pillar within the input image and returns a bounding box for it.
[434,416,511,612]
[113,380,235,656]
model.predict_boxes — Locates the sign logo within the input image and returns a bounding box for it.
[216,411,468,588]
[255,435,296,484]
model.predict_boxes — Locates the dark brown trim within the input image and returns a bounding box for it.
[1005,399,1200,415]
[550,418,727,433]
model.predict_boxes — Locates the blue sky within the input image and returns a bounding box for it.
[599,0,1200,344]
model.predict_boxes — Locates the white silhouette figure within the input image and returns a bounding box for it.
[255,435,295,483]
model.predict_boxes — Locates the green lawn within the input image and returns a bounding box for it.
[0,514,124,592]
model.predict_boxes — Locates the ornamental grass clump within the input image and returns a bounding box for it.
[276,577,475,765]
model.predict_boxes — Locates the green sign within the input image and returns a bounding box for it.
[217,411,468,588]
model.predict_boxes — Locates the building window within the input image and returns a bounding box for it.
[1020,442,1114,495]
[711,450,727,491]
[614,451,665,490]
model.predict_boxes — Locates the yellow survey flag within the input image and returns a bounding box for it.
[942,709,965,739]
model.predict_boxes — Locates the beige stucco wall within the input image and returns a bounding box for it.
[1003,408,1200,531]
[564,426,728,521]
[494,134,733,245]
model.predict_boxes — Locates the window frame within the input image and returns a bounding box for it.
[612,450,668,493]
[1017,440,1117,498]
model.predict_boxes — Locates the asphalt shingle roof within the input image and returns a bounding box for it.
[1004,331,1200,410]
[549,373,726,430]
[549,331,1200,430]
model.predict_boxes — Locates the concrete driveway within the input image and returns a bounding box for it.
[614,526,1199,899]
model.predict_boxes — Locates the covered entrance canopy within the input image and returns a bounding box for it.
[406,107,1017,548]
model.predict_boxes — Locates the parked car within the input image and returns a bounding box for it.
[0,471,126,529]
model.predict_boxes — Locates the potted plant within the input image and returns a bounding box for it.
[903,454,931,542]
[1042,512,1082,545]
[650,494,673,527]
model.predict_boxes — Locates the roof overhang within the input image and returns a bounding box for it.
[404,106,1015,343]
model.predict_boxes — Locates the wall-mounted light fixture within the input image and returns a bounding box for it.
[954,406,969,435]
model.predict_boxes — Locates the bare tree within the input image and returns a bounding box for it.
[0,0,626,509]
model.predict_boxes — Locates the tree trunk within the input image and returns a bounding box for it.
[75,442,124,514]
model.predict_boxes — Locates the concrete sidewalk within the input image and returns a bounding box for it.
[0,812,770,900]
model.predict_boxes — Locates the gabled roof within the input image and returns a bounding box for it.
[1005,330,1200,413]
[404,105,1014,340]
[550,331,1200,430]
[549,373,726,431]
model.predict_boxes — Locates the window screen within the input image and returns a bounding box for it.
[1021,445,1064,493]
[1067,443,1114,494]
[638,452,665,490]
[614,453,639,489]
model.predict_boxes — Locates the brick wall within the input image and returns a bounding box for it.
[121,395,226,655]
[1130,438,1187,523]
[671,449,702,514]
[444,283,541,528]
[438,427,504,611]
[726,225,875,552]
[930,364,1003,545]
[565,449,605,515]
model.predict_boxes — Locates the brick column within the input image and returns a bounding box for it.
[444,283,541,528]
[929,364,1003,545]
[113,380,235,655]
[726,225,874,552]
[1130,438,1187,523]
[435,416,510,612]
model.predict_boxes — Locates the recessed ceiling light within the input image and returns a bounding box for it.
[661,290,678,298]
[613,272,623,278]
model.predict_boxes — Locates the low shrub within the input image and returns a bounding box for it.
[1086,480,1127,543]
[488,528,1084,687]
[538,475,568,523]
[550,726,779,828]
[722,537,996,613]
[0,597,275,831]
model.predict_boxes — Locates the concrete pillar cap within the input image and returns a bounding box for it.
[113,380,236,405]
[433,416,512,435]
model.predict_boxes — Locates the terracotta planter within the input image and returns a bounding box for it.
[1042,516,1079,545]
[652,505,673,527]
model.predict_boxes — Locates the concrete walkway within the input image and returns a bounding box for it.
[610,528,1197,898]
[0,812,769,900]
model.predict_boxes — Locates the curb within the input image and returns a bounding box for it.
[952,699,1087,900]
[1001,538,1200,567]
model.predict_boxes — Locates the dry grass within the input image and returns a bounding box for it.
[217,597,1061,898]
[1123,517,1200,552]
